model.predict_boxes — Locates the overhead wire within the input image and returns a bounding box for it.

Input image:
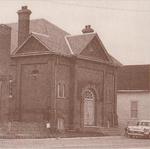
[50,0,150,13]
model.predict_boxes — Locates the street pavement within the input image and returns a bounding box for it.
[0,136,150,149]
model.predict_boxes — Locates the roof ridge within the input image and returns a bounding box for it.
[6,18,45,25]
[41,19,70,35]
[66,32,97,38]
[6,18,70,35]
[31,32,49,38]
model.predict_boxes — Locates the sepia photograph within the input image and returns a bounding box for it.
[0,0,149,148]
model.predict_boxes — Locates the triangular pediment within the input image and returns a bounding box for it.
[15,36,49,56]
[80,36,110,62]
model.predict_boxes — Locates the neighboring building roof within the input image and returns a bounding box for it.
[117,65,150,91]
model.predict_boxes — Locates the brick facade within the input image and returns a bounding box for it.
[0,6,120,133]
[9,53,118,131]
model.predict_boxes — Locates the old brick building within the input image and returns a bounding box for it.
[0,6,120,134]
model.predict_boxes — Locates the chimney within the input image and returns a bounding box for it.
[17,6,32,46]
[82,25,94,34]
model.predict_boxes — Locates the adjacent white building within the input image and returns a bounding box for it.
[117,65,150,128]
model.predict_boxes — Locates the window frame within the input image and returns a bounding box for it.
[57,118,64,130]
[130,101,138,119]
[57,81,66,99]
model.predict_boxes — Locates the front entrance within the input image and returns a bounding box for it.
[83,89,96,126]
[20,64,49,122]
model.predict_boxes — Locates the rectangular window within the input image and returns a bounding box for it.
[57,82,65,98]
[0,81,2,96]
[106,88,112,103]
[57,83,61,97]
[62,84,65,98]
[131,101,138,118]
[9,79,13,98]
[57,118,64,130]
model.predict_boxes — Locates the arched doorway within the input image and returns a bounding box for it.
[83,89,96,126]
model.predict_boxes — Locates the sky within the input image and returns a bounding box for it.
[0,0,150,65]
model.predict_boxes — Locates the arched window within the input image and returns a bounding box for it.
[83,89,94,100]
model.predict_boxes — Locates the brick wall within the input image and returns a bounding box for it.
[55,59,71,129]
[9,53,117,131]
[0,24,11,122]
[11,55,51,122]
[73,59,117,129]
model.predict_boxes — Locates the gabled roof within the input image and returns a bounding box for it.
[109,55,123,67]
[8,18,70,55]
[65,33,96,55]
[12,33,51,56]
[117,65,150,91]
[65,33,122,66]
[8,18,121,66]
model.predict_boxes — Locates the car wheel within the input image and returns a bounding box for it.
[129,135,132,138]
[132,135,135,139]
[143,134,148,139]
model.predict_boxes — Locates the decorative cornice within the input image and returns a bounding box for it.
[77,55,116,67]
[11,51,51,58]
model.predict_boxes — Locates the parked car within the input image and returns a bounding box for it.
[125,120,150,138]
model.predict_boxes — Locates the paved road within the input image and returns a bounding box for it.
[0,136,150,149]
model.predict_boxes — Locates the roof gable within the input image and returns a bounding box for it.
[8,19,71,56]
[13,34,50,56]
[66,33,114,63]
[7,18,121,66]
[80,36,109,61]
[66,33,95,55]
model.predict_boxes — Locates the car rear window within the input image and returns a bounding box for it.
[139,122,150,126]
